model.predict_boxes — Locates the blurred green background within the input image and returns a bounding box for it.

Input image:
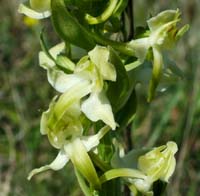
[0,0,199,195]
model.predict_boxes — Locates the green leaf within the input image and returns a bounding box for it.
[111,148,150,169]
[51,0,95,50]
[107,47,129,112]
[116,89,137,129]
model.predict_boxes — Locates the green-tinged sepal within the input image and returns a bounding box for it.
[148,46,163,101]
[100,168,147,184]
[175,24,190,40]
[30,0,50,12]
[65,138,101,189]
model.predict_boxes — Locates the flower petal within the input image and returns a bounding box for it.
[148,46,163,101]
[18,4,51,19]
[88,45,116,81]
[39,42,65,69]
[147,9,179,32]
[47,69,87,93]
[127,38,150,63]
[81,126,110,151]
[81,91,116,130]
[40,96,57,135]
[64,138,100,189]
[28,149,69,180]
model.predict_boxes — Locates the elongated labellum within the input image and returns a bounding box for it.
[148,46,163,102]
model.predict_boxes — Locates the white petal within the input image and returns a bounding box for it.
[88,46,116,81]
[147,10,179,32]
[161,156,176,182]
[28,149,69,180]
[127,38,150,63]
[39,51,55,68]
[81,126,110,151]
[18,4,51,19]
[39,42,65,69]
[47,69,88,93]
[81,91,116,130]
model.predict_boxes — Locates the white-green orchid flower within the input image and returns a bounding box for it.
[127,9,189,101]
[39,44,117,130]
[28,88,111,188]
[105,141,178,195]
[128,9,189,64]
[18,0,51,19]
[131,141,178,194]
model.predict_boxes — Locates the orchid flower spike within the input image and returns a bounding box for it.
[18,0,51,19]
[39,44,117,130]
